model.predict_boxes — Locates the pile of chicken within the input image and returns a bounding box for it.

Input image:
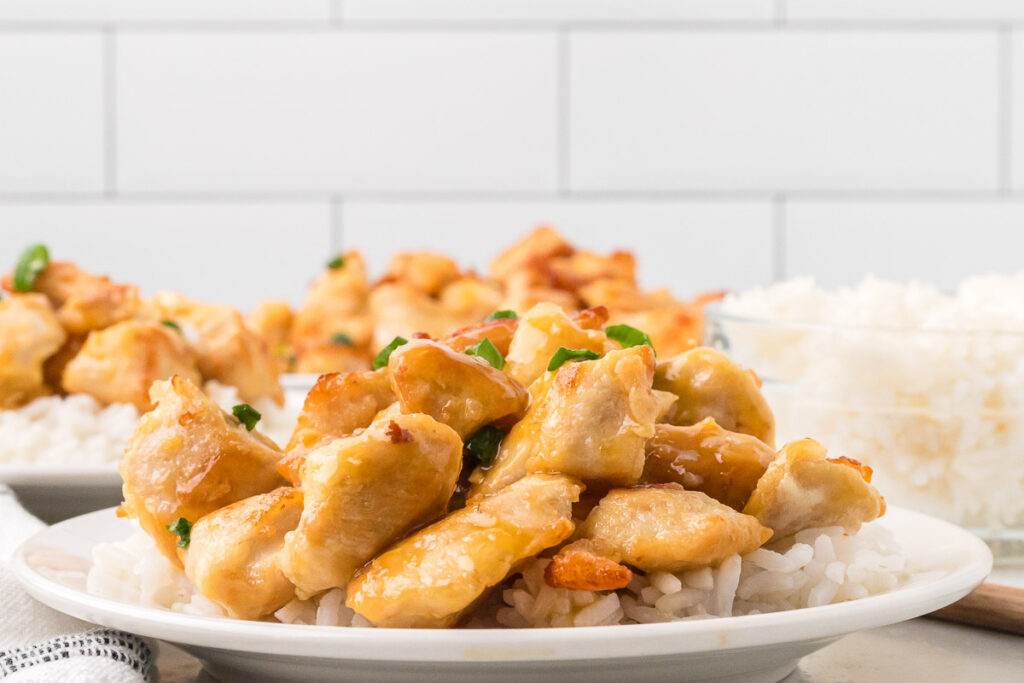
[119,301,884,628]
[250,227,720,375]
[0,259,282,411]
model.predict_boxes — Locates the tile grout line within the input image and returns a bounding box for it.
[999,26,1014,193]
[2,20,1024,32]
[7,190,1024,204]
[774,0,788,27]
[102,25,117,196]
[330,194,344,253]
[557,26,571,196]
[772,194,787,282]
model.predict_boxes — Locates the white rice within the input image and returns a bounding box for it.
[82,520,943,629]
[0,381,298,466]
[0,394,138,465]
[719,275,1024,530]
[203,381,300,449]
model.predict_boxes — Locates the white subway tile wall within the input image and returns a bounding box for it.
[0,203,331,309]
[341,1,774,22]
[117,32,558,192]
[0,34,104,192]
[0,1,1021,311]
[785,200,1024,289]
[570,31,998,191]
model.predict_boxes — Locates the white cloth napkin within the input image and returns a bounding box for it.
[0,486,152,682]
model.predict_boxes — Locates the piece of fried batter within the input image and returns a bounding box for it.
[544,539,633,591]
[347,473,582,628]
[743,438,885,538]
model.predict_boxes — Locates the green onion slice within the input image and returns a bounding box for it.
[326,255,346,270]
[232,403,261,431]
[13,244,50,292]
[465,426,504,468]
[464,338,505,370]
[161,320,181,333]
[605,324,655,354]
[166,518,192,548]
[373,336,408,370]
[330,332,353,347]
[547,347,600,372]
[486,310,518,321]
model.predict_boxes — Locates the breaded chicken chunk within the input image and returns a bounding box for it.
[471,345,673,497]
[642,418,775,510]
[0,294,66,408]
[119,376,286,565]
[146,292,283,406]
[654,347,775,448]
[284,368,394,452]
[579,484,772,572]
[743,438,885,538]
[183,487,303,619]
[504,302,610,387]
[384,252,460,297]
[291,252,372,352]
[4,261,140,335]
[247,299,294,372]
[62,321,201,411]
[292,341,371,375]
[347,473,582,628]
[388,339,528,439]
[280,413,462,599]
[489,226,574,284]
[441,317,519,356]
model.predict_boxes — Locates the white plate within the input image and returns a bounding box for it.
[13,506,990,683]
[280,373,320,394]
[0,464,121,523]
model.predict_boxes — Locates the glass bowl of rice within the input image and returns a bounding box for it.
[707,275,1024,562]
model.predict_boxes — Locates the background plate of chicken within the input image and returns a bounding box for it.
[14,505,989,683]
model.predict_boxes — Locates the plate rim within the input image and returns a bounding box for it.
[0,463,120,486]
[12,506,992,663]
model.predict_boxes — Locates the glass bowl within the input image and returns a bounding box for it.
[705,305,1024,562]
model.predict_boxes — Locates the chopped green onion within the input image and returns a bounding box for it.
[12,244,50,293]
[486,310,518,321]
[605,324,655,354]
[547,347,600,372]
[166,518,192,548]
[330,332,353,347]
[326,255,346,270]
[465,426,504,468]
[464,338,505,370]
[373,336,408,370]
[232,403,261,431]
[161,319,181,333]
